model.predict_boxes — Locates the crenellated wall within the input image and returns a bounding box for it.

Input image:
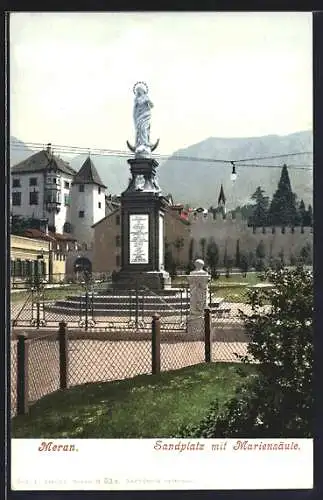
[189,212,313,263]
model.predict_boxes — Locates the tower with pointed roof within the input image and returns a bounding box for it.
[217,183,226,216]
[70,156,107,248]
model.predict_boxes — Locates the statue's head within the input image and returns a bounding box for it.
[133,81,148,96]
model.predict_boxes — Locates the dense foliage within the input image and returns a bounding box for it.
[178,266,313,438]
[242,165,312,228]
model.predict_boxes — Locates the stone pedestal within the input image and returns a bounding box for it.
[113,157,170,290]
[187,259,210,337]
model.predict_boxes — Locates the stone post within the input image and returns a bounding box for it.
[187,259,210,337]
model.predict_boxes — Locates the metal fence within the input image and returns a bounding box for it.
[11,277,190,333]
[11,313,217,418]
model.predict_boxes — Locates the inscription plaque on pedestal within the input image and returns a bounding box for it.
[129,214,149,264]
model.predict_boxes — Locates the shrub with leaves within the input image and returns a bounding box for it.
[177,266,313,438]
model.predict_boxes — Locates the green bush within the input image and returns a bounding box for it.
[178,266,313,438]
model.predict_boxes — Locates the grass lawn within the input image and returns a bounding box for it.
[209,273,267,303]
[11,363,257,439]
[11,285,84,303]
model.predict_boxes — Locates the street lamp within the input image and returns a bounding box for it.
[230,162,237,182]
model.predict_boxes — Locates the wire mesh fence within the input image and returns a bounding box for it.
[11,279,190,333]
[27,333,60,404]
[10,304,258,419]
[210,302,255,363]
[11,341,18,418]
[160,335,205,372]
[68,338,152,387]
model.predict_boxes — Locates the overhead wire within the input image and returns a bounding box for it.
[9,139,313,171]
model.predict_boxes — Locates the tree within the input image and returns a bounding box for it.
[11,215,41,236]
[304,205,313,227]
[299,243,312,266]
[235,239,241,267]
[223,244,228,269]
[256,240,266,260]
[278,248,285,267]
[206,239,219,278]
[199,238,207,261]
[298,199,307,226]
[248,251,256,270]
[173,237,184,265]
[239,253,249,277]
[225,257,234,278]
[164,240,176,277]
[177,266,313,438]
[268,164,298,227]
[188,238,195,264]
[249,187,269,227]
[290,253,297,266]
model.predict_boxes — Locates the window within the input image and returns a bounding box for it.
[63,222,72,233]
[64,181,70,189]
[98,202,101,209]
[29,191,39,205]
[29,177,37,186]
[116,214,120,226]
[79,184,85,192]
[98,187,101,194]
[64,194,71,206]
[116,235,121,247]
[116,255,121,266]
[12,178,20,188]
[79,211,85,218]
[26,260,32,276]
[16,259,22,277]
[12,192,21,206]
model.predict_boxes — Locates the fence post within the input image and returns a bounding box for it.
[58,321,69,390]
[17,333,29,415]
[204,308,211,363]
[151,314,161,375]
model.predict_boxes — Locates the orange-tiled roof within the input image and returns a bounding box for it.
[23,229,77,242]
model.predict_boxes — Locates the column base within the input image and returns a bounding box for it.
[112,270,171,291]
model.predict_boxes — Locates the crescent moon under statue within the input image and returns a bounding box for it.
[127,138,159,153]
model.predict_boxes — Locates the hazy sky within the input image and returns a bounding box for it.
[10,12,312,155]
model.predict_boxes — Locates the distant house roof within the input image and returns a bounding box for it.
[92,208,119,229]
[106,195,120,215]
[23,228,77,242]
[11,150,77,177]
[72,157,107,188]
[92,204,190,230]
[218,184,226,205]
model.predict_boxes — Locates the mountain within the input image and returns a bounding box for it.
[10,131,313,208]
[10,137,35,166]
[158,131,313,208]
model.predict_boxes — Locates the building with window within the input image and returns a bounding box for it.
[11,146,107,274]
[11,144,77,235]
[11,234,50,283]
[69,156,107,247]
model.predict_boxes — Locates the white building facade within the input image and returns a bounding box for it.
[70,157,107,249]
[11,145,106,251]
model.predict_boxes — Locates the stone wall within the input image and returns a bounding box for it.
[189,212,313,264]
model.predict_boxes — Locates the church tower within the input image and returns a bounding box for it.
[70,157,106,249]
[218,183,226,216]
